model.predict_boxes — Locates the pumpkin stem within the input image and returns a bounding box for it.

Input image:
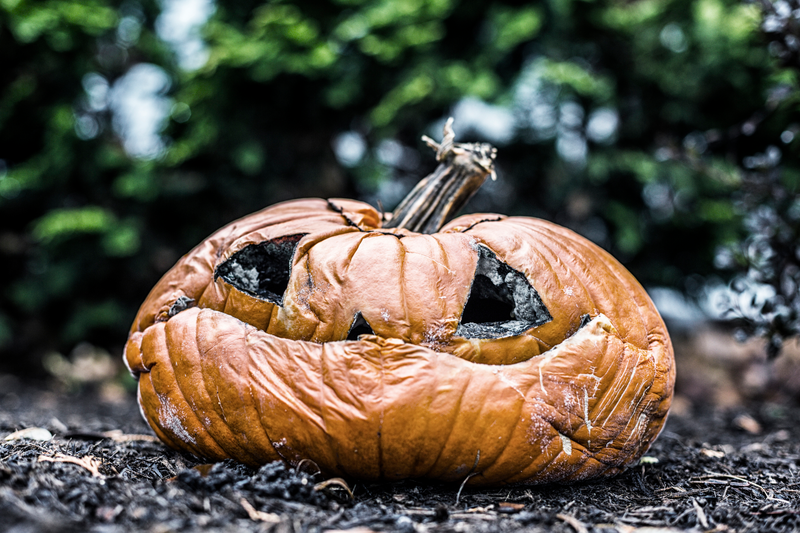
[384,118,497,234]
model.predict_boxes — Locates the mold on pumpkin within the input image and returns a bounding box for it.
[125,119,675,486]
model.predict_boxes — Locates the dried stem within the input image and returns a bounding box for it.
[384,118,497,234]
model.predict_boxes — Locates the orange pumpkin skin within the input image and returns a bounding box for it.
[125,198,675,486]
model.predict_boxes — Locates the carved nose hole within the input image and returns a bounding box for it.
[347,313,375,340]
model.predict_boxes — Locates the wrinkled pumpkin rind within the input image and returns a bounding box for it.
[126,308,671,485]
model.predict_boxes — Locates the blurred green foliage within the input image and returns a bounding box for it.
[0,0,797,373]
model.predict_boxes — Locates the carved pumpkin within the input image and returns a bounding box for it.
[125,121,674,486]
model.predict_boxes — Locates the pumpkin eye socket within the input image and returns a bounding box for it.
[215,234,305,305]
[457,245,552,339]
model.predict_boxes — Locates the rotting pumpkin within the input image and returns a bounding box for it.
[125,119,675,486]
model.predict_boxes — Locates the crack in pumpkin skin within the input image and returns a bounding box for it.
[125,197,676,485]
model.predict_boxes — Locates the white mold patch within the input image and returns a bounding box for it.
[561,389,576,410]
[423,323,450,351]
[526,416,552,454]
[559,433,573,456]
[584,388,593,433]
[158,399,196,445]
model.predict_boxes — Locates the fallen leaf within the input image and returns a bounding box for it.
[38,452,103,477]
[733,414,762,435]
[4,427,53,441]
[314,477,355,501]
[102,430,161,443]
[557,513,589,533]
[497,501,525,513]
[701,448,726,458]
[240,498,281,523]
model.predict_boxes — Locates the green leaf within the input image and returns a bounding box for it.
[102,222,140,257]
[32,206,116,243]
[537,58,614,100]
[491,6,542,51]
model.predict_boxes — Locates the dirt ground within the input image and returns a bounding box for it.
[2,361,800,533]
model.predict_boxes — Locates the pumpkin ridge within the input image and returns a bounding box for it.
[431,235,456,328]
[459,371,528,480]
[316,337,332,467]
[595,345,663,455]
[193,315,271,466]
[138,377,184,451]
[396,239,411,339]
[419,358,471,479]
[520,217,661,344]
[583,240,654,350]
[406,349,451,478]
[180,312,263,464]
[576,331,636,431]
[457,216,506,233]
[376,342,386,479]
[517,428,565,483]
[240,324,288,464]
[341,232,372,277]
[531,435,583,484]
[326,199,366,231]
[598,361,654,449]
[500,218,644,348]
[144,320,225,460]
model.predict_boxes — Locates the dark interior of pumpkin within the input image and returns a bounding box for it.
[214,234,305,305]
[456,245,552,339]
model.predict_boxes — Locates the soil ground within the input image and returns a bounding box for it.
[2,374,800,533]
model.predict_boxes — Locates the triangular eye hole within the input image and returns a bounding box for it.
[456,245,552,339]
[346,312,375,340]
[214,234,305,305]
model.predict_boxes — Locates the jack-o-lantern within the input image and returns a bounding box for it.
[125,120,674,486]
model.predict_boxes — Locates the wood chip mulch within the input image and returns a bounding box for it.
[2,376,800,533]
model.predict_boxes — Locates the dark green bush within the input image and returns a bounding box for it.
[0,0,797,373]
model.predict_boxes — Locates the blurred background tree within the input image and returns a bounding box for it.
[0,0,797,375]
